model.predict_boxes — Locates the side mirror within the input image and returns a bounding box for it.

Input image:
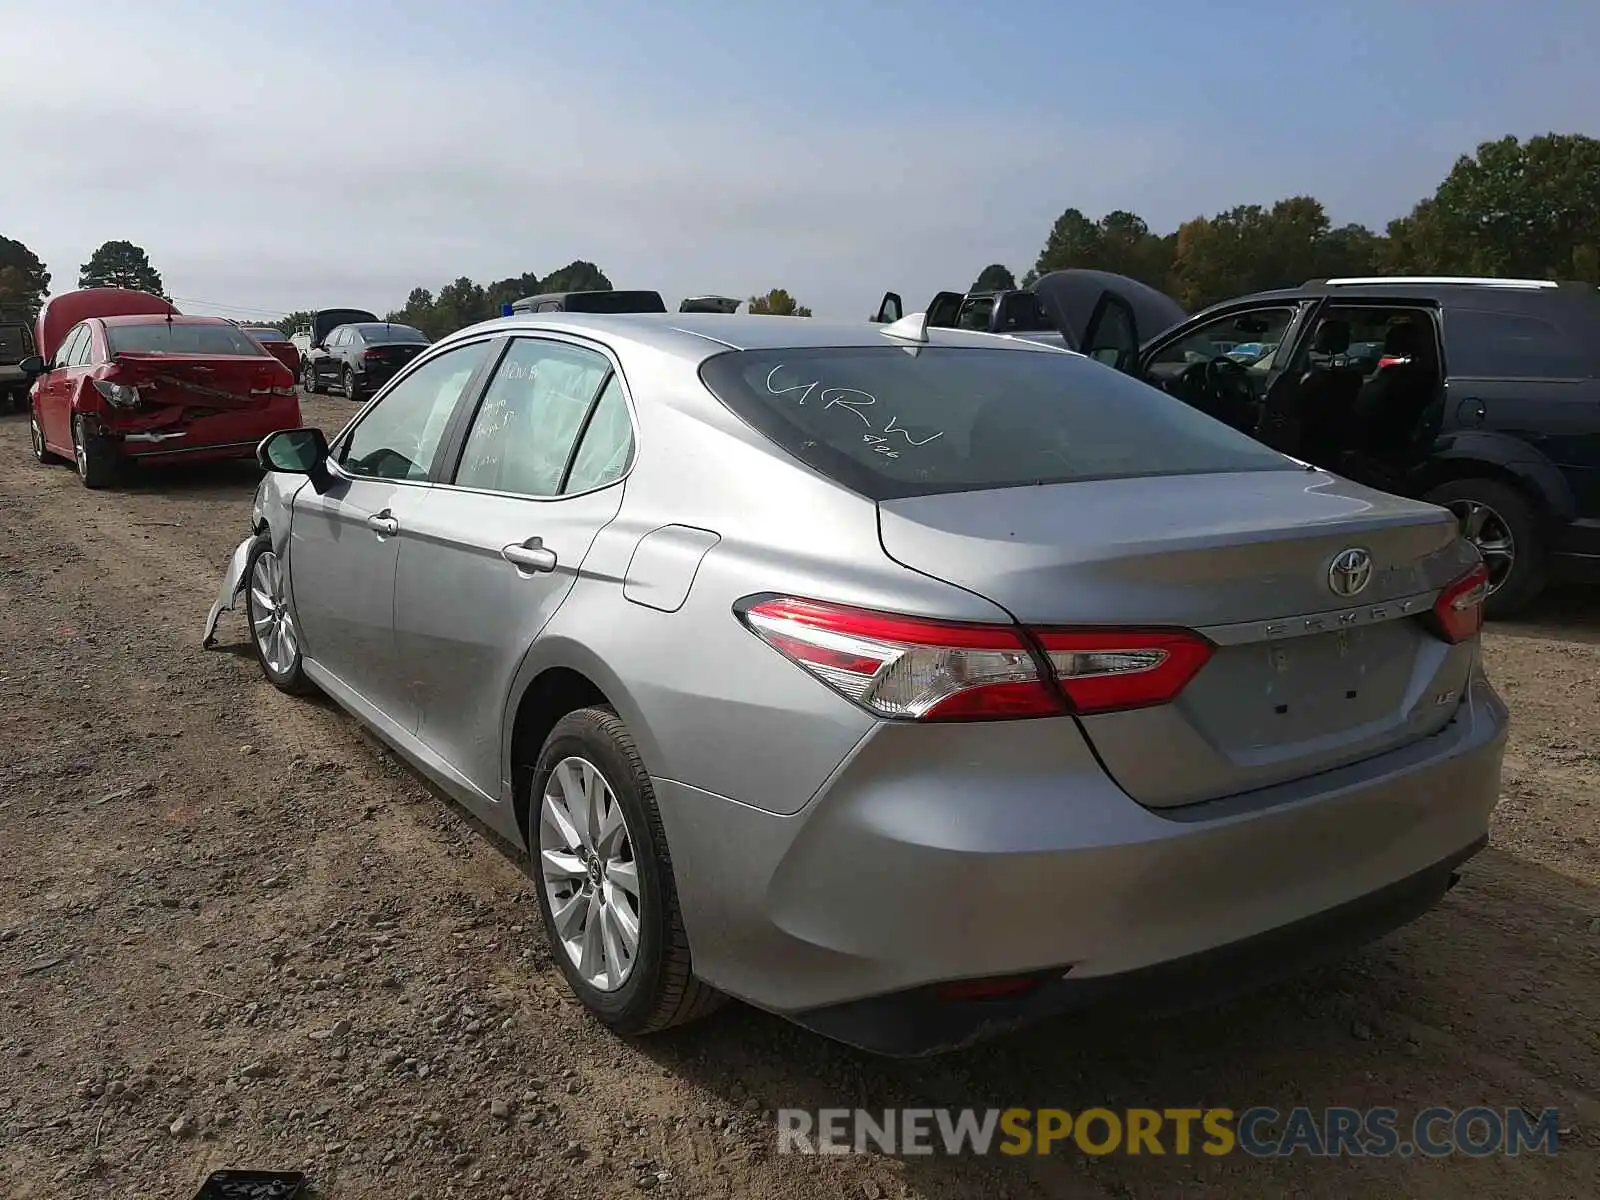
[18,355,46,376]
[258,427,329,475]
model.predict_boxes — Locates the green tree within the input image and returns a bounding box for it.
[79,239,165,294]
[1030,208,1105,278]
[748,288,812,317]
[274,309,314,336]
[1384,134,1600,280]
[432,277,490,335]
[971,263,1017,292]
[538,260,612,294]
[0,236,52,320]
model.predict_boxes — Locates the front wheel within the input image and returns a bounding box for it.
[303,361,325,395]
[245,537,315,695]
[530,707,724,1036]
[1425,477,1547,619]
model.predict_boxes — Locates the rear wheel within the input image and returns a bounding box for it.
[1425,477,1546,619]
[30,401,63,465]
[343,367,363,402]
[72,414,119,489]
[529,707,724,1036]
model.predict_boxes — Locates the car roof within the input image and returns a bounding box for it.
[1202,278,1599,317]
[437,312,1072,362]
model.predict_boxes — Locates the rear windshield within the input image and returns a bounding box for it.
[698,346,1294,500]
[107,323,267,356]
[353,323,428,343]
[0,323,33,360]
[244,327,289,342]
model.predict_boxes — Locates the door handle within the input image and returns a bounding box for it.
[501,537,557,573]
[366,511,399,536]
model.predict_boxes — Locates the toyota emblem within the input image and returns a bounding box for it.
[1327,547,1373,597]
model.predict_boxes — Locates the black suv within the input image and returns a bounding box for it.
[303,321,430,402]
[929,271,1599,618]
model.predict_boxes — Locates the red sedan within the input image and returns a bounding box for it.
[26,290,302,488]
[239,324,303,376]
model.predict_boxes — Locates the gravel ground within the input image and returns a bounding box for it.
[1,394,1597,1199]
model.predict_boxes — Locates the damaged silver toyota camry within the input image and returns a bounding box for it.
[204,308,1506,1056]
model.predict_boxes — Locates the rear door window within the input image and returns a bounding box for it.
[1443,309,1590,379]
[452,338,613,497]
[698,345,1293,501]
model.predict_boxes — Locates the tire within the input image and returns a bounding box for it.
[529,707,724,1036]
[244,535,315,695]
[72,413,119,489]
[1424,477,1547,619]
[30,401,64,465]
[303,360,325,395]
[343,367,363,403]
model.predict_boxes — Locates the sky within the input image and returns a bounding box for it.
[2,0,1597,322]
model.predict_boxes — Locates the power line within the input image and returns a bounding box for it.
[165,294,292,318]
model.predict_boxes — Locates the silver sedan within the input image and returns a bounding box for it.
[204,308,1506,1056]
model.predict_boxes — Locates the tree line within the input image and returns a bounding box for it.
[3,133,1596,333]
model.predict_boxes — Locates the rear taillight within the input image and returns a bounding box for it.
[1429,563,1489,643]
[92,379,140,408]
[737,597,1213,722]
[363,349,385,359]
[739,597,1059,720]
[1033,628,1214,714]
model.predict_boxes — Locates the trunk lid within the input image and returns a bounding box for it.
[877,468,1480,808]
[362,343,424,369]
[108,353,291,409]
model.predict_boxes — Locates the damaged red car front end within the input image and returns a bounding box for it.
[30,300,302,487]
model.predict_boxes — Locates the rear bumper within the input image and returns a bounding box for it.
[106,398,302,462]
[654,665,1508,1049]
[793,837,1484,1056]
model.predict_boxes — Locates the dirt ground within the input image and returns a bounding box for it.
[1,394,1597,1200]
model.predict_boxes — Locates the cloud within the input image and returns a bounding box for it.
[0,6,1172,319]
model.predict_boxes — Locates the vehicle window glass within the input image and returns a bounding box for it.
[537,302,561,313]
[699,345,1294,502]
[1147,307,1295,380]
[1443,310,1589,378]
[352,323,428,344]
[246,328,289,343]
[453,338,611,496]
[563,375,634,493]
[1083,297,1137,367]
[339,340,492,482]
[57,326,88,368]
[958,297,994,331]
[105,323,266,356]
[1313,307,1433,380]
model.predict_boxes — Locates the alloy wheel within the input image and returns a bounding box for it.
[72,416,88,478]
[29,409,45,461]
[248,550,299,676]
[538,756,642,992]
[1446,499,1515,595]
